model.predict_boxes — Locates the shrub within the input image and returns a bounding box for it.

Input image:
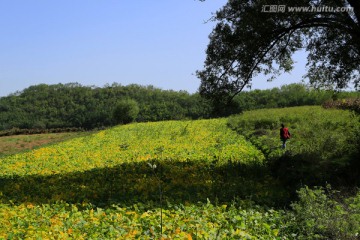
[113,99,140,124]
[285,186,360,239]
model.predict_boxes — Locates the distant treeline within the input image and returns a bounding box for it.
[236,84,359,111]
[0,82,358,131]
[0,83,210,130]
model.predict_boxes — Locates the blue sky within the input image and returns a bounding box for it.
[0,0,307,97]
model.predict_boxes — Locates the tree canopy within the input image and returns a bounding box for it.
[0,82,357,132]
[0,83,210,130]
[113,99,140,125]
[197,0,360,110]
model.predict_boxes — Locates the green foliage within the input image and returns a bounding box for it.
[197,0,360,106]
[234,84,358,111]
[0,119,279,206]
[0,83,212,130]
[0,83,357,131]
[113,99,140,124]
[0,118,287,238]
[0,200,289,239]
[1,109,360,238]
[228,106,360,189]
[284,186,360,239]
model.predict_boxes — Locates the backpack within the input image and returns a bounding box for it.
[283,128,291,139]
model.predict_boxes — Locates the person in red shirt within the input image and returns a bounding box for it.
[280,124,291,149]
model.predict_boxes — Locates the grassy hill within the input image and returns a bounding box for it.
[228,106,360,188]
[1,106,359,239]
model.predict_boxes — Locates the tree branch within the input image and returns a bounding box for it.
[347,0,360,24]
[228,29,297,102]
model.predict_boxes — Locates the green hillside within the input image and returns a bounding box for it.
[1,82,357,132]
[1,106,360,239]
[228,106,360,188]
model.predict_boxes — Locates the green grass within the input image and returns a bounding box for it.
[228,105,360,189]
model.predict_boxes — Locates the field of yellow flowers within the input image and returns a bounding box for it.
[0,119,287,239]
[1,119,262,177]
[2,108,360,239]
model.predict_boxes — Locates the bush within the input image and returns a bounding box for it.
[113,99,140,124]
[285,186,360,239]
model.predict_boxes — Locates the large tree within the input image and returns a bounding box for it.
[197,0,360,111]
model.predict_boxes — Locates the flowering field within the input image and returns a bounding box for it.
[1,119,262,177]
[1,109,360,239]
[0,119,285,239]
